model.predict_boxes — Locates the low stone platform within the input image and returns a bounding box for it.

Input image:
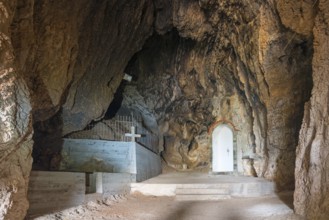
[130,172,276,200]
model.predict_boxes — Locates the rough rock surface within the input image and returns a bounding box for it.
[0,1,33,219]
[9,1,313,191]
[0,0,326,219]
[121,0,312,190]
[294,0,329,219]
[10,0,155,170]
[11,0,92,122]
[60,0,314,192]
[61,0,154,135]
[11,0,155,133]
[1,0,155,218]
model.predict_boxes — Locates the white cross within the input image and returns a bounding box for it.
[125,126,141,142]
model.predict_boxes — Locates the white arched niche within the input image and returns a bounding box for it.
[212,124,234,172]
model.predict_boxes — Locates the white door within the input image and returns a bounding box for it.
[212,125,234,172]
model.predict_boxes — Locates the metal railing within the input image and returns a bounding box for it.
[68,115,159,153]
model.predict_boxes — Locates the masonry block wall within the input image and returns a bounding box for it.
[60,139,161,182]
[27,171,85,217]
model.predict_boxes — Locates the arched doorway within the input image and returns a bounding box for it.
[212,124,234,172]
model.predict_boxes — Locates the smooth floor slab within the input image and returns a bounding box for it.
[131,172,276,198]
[31,192,303,220]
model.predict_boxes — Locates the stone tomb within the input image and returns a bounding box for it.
[60,139,136,173]
[27,138,161,217]
[59,138,161,181]
[59,138,162,195]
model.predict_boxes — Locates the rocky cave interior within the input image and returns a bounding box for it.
[0,0,328,219]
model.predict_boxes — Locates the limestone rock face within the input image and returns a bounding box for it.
[11,0,93,121]
[294,1,329,219]
[7,0,313,191]
[123,0,313,189]
[61,0,155,134]
[11,0,155,133]
[1,0,155,218]
[172,0,213,41]
[0,1,33,219]
[10,0,155,170]
[0,0,323,219]
[276,0,315,37]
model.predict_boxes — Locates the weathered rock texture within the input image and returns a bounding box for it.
[11,0,92,122]
[0,1,33,219]
[0,0,325,219]
[10,0,155,170]
[294,0,329,219]
[1,0,155,219]
[8,1,313,191]
[61,0,154,135]
[11,0,154,133]
[120,0,313,190]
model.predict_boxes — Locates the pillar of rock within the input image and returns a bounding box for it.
[0,1,33,219]
[294,1,329,219]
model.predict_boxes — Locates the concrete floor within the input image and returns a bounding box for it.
[131,172,276,197]
[138,172,272,183]
[32,193,304,220]
[30,172,304,220]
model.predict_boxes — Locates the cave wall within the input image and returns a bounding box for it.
[253,2,313,189]
[124,31,253,173]
[123,0,313,190]
[0,0,326,219]
[7,0,313,190]
[61,0,154,135]
[0,1,33,219]
[294,0,329,219]
[11,0,155,133]
[10,0,155,170]
[1,0,155,218]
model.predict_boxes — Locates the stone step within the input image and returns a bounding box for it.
[176,183,230,189]
[176,194,231,201]
[176,188,229,195]
[130,173,276,198]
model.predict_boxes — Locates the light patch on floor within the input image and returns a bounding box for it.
[28,193,306,220]
[246,203,293,217]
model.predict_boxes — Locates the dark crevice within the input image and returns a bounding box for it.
[32,109,64,171]
[104,81,127,119]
